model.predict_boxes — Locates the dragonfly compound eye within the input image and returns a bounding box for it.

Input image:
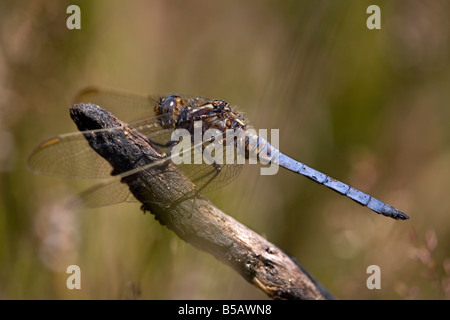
[158,95,179,114]
[155,94,183,127]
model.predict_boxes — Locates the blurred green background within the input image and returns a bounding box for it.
[1,0,449,299]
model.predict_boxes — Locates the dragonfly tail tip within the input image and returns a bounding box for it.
[393,209,409,220]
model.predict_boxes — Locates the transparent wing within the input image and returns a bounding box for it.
[177,162,242,193]
[73,87,159,124]
[76,132,244,207]
[27,115,175,179]
[76,157,174,207]
[29,88,235,180]
[175,131,243,192]
[78,176,138,208]
[28,130,115,179]
[32,88,244,206]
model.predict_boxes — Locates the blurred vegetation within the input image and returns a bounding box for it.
[1,0,450,299]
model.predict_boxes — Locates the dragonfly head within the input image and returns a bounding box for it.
[155,94,184,126]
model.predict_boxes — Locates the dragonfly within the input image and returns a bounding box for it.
[28,87,409,220]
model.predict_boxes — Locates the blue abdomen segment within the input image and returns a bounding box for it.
[276,152,409,220]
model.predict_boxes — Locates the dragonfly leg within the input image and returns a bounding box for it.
[152,140,176,148]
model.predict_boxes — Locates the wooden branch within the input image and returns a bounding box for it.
[70,103,334,300]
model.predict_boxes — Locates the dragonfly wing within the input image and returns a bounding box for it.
[28,113,175,179]
[77,177,138,208]
[76,87,181,147]
[177,162,243,193]
[28,131,115,179]
[74,138,243,208]
[74,87,160,124]
[127,118,175,150]
[76,158,183,208]
[172,132,244,193]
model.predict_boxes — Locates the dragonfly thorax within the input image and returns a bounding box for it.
[175,98,247,137]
